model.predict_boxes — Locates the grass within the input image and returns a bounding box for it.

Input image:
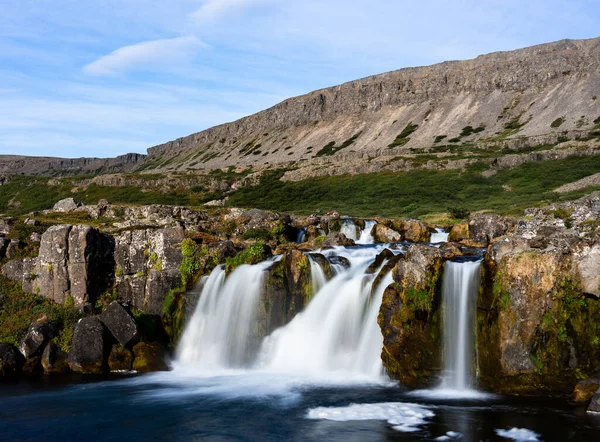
[0,275,82,352]
[227,154,600,218]
[388,123,419,148]
[314,132,362,157]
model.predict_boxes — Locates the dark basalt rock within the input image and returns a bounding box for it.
[22,356,43,379]
[588,388,600,413]
[99,301,140,347]
[132,342,168,373]
[572,376,600,403]
[68,317,109,374]
[0,343,24,380]
[41,342,70,375]
[19,316,59,359]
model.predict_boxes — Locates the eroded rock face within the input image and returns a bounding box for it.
[379,244,445,387]
[114,227,185,314]
[67,317,109,374]
[99,301,139,347]
[0,343,24,380]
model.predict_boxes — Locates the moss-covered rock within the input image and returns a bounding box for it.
[108,344,134,371]
[403,220,432,243]
[132,342,168,372]
[448,222,469,242]
[41,342,70,375]
[378,244,444,387]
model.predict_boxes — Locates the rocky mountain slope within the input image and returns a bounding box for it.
[2,37,599,179]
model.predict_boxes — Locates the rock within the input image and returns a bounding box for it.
[4,239,20,259]
[320,232,355,247]
[379,244,445,387]
[41,342,70,375]
[216,240,237,262]
[588,388,600,413]
[99,301,140,347]
[67,317,109,374]
[22,356,43,378]
[108,345,134,371]
[572,376,600,403]
[132,342,168,372]
[52,197,80,213]
[448,222,469,242]
[29,232,41,243]
[572,241,600,298]
[284,249,313,313]
[403,220,432,242]
[366,248,401,274]
[19,316,59,359]
[372,224,402,243]
[468,214,516,245]
[0,343,24,379]
[0,237,9,260]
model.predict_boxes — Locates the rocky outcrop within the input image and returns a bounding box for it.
[67,317,109,374]
[114,227,185,314]
[378,244,445,387]
[52,198,80,213]
[0,343,24,380]
[572,376,600,403]
[372,224,402,243]
[108,345,134,371]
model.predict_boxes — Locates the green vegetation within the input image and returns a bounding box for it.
[388,123,419,147]
[0,275,82,352]
[314,132,362,157]
[551,117,565,128]
[460,125,485,137]
[226,240,269,271]
[405,286,433,312]
[434,135,447,143]
[179,238,203,287]
[228,154,600,218]
[447,206,470,219]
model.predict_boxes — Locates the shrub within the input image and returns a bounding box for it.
[551,117,565,128]
[179,238,201,286]
[447,206,470,219]
[388,123,419,147]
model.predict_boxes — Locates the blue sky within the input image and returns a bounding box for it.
[1,0,599,159]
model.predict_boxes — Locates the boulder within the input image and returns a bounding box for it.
[0,237,9,260]
[366,248,402,274]
[99,301,140,347]
[403,220,432,242]
[132,342,168,372]
[0,217,14,235]
[320,232,355,247]
[372,224,402,243]
[67,317,108,374]
[0,343,24,379]
[108,345,134,371]
[448,222,469,242]
[588,388,600,413]
[41,342,70,375]
[572,376,600,403]
[52,198,80,213]
[467,214,516,245]
[19,316,59,359]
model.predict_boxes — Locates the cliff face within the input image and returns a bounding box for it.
[143,37,600,172]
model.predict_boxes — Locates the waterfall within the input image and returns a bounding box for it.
[440,260,481,391]
[296,228,306,244]
[341,219,377,244]
[177,260,275,370]
[340,219,359,241]
[256,253,389,377]
[177,245,394,380]
[357,220,377,245]
[430,228,449,243]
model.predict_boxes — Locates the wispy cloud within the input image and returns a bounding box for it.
[191,0,272,22]
[83,36,207,76]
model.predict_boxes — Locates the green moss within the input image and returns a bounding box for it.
[226,240,268,271]
[179,238,202,287]
[405,286,432,312]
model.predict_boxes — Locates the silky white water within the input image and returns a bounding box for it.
[340,219,359,241]
[430,228,449,243]
[441,260,481,390]
[177,245,396,381]
[357,220,377,244]
[340,219,377,244]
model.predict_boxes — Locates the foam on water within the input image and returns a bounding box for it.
[306,402,434,432]
[495,427,541,441]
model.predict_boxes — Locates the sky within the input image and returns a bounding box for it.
[1,0,599,159]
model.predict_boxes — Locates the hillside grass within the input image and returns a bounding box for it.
[227,154,600,217]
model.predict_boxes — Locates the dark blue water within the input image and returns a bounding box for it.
[1,371,599,441]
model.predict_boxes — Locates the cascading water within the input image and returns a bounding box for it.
[256,251,391,377]
[296,228,306,244]
[430,228,449,243]
[440,259,481,391]
[177,244,397,380]
[177,259,276,369]
[340,219,359,241]
[357,220,377,245]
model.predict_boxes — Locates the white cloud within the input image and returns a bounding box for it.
[191,0,271,22]
[83,35,207,76]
